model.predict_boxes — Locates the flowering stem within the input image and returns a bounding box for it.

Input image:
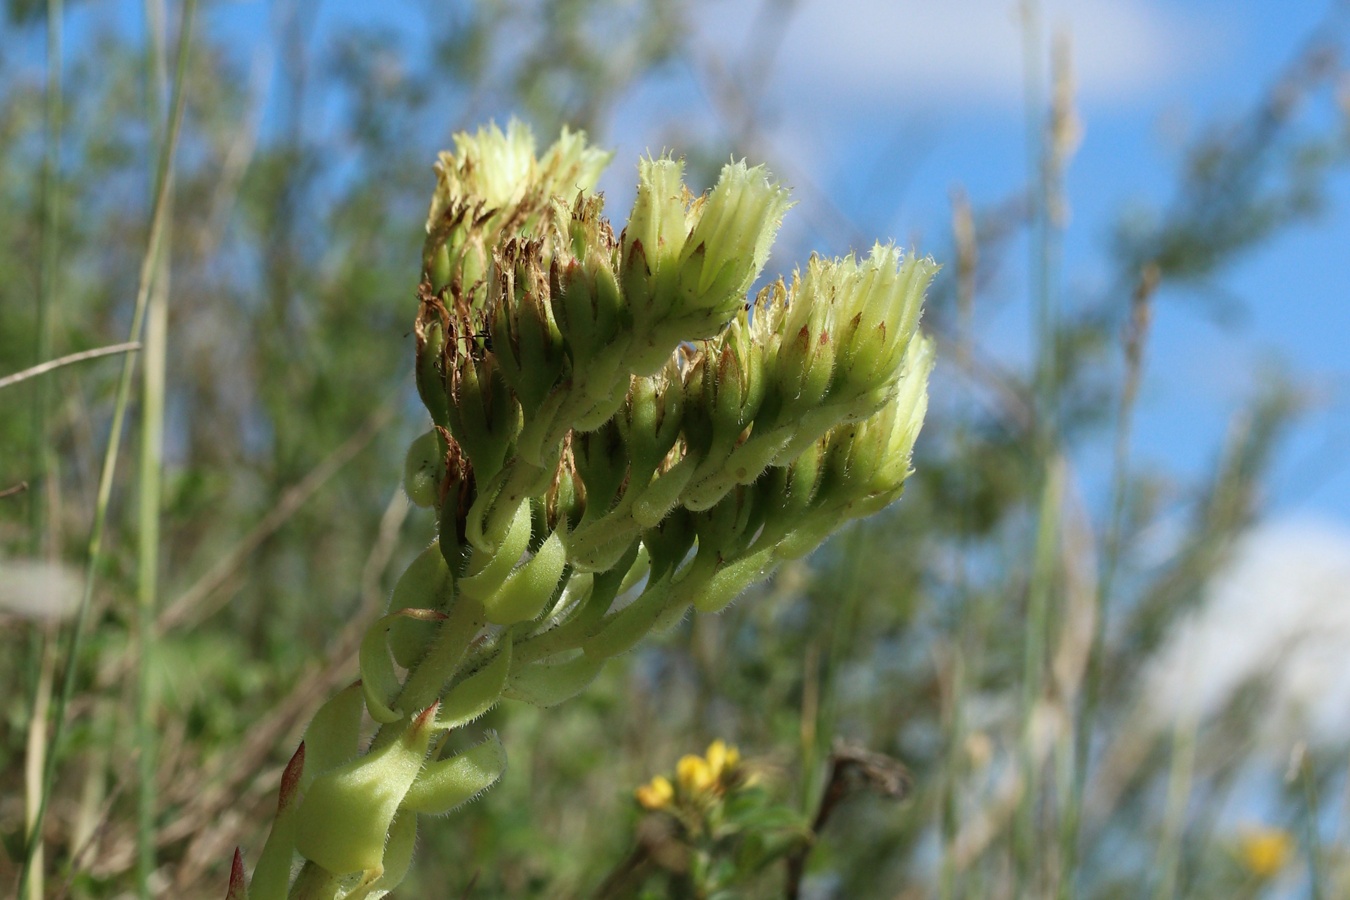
[250,122,934,896]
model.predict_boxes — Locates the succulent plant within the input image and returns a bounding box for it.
[239,121,935,899]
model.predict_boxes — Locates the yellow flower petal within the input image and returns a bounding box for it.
[1237,827,1293,879]
[635,776,674,810]
[705,740,730,779]
[677,754,714,794]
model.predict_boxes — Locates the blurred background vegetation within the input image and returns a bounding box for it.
[3,0,1350,897]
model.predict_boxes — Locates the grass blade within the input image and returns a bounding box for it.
[15,1,198,894]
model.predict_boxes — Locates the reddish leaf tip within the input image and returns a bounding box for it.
[225,847,246,900]
[414,701,442,730]
[278,742,306,810]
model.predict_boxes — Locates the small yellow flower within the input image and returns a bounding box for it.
[1236,826,1293,879]
[635,775,674,811]
[676,754,715,794]
[705,740,740,781]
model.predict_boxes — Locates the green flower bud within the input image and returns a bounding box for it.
[544,438,586,533]
[844,338,930,495]
[775,266,836,417]
[466,459,554,553]
[642,506,697,579]
[489,239,568,415]
[404,430,446,509]
[617,373,658,466]
[295,704,440,876]
[573,422,629,523]
[484,210,628,461]
[767,439,826,521]
[414,299,450,428]
[445,339,519,485]
[618,361,684,477]
[848,335,934,512]
[460,501,532,601]
[631,447,696,530]
[623,156,693,332]
[426,121,610,249]
[483,525,568,625]
[426,241,452,292]
[424,205,484,307]
[436,436,475,558]
[552,216,625,369]
[709,324,754,439]
[693,483,767,561]
[829,245,935,398]
[673,161,791,334]
[679,310,779,511]
[566,370,684,569]
[782,335,933,561]
[624,156,689,273]
[679,349,717,460]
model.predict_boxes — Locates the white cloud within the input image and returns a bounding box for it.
[1142,516,1350,750]
[703,0,1227,110]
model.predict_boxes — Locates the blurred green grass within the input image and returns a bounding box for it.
[3,2,1349,897]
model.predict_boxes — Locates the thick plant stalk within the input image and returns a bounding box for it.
[240,123,937,899]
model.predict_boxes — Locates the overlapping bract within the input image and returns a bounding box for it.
[256,122,934,898]
[414,123,930,567]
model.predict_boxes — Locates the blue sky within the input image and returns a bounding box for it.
[606,0,1350,524]
[33,0,1350,524]
[22,0,1350,820]
[488,0,1348,524]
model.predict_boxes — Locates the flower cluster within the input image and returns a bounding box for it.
[636,739,746,812]
[243,122,934,900]
[625,740,811,894]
